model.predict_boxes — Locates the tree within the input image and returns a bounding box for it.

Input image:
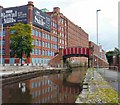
[114,47,120,65]
[9,23,34,66]
[106,48,120,66]
[106,50,114,66]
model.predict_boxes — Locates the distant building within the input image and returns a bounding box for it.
[89,41,108,67]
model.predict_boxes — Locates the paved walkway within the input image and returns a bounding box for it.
[0,65,65,76]
[75,68,119,104]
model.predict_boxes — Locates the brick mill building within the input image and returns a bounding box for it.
[0,1,108,66]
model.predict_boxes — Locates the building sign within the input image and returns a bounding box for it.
[2,5,28,26]
[33,7,51,32]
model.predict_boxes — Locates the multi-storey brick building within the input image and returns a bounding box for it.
[89,41,108,67]
[0,1,89,65]
[0,2,66,65]
[47,7,89,65]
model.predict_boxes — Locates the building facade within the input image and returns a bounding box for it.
[0,1,90,65]
[89,41,108,67]
[47,7,89,65]
[1,2,63,65]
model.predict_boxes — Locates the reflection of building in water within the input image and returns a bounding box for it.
[29,76,58,103]
[2,81,31,103]
[29,74,80,103]
[2,73,81,103]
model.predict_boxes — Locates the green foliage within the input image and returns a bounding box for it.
[106,51,114,65]
[106,47,120,65]
[9,23,34,65]
[66,60,72,72]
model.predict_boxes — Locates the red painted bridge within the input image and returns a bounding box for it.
[62,47,90,58]
[49,47,108,68]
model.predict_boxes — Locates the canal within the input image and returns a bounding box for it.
[2,67,87,103]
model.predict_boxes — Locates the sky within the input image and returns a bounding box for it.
[0,0,119,51]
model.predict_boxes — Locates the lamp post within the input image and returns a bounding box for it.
[96,9,101,71]
[0,6,3,67]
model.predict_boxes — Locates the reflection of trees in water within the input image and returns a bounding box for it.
[63,67,87,92]
[63,67,87,82]
[8,86,32,103]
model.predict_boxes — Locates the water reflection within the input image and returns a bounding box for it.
[2,67,87,103]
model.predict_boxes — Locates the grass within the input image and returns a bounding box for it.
[76,68,119,104]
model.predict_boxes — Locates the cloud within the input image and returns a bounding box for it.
[0,0,118,51]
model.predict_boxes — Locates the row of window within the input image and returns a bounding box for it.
[32,90,58,103]
[32,79,51,88]
[0,49,5,55]
[33,40,58,50]
[32,58,50,64]
[32,49,55,56]
[32,29,50,39]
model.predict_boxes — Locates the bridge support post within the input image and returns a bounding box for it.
[88,58,90,68]
[63,58,66,67]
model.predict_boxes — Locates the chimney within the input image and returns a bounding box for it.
[28,1,34,6]
[53,7,60,13]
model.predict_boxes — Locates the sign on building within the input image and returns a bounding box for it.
[33,7,51,32]
[2,5,28,26]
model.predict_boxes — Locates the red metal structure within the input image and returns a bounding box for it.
[62,47,90,58]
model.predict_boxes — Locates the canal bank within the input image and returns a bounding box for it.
[2,67,87,103]
[1,66,66,86]
[75,68,119,104]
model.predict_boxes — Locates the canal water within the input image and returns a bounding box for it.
[2,67,87,103]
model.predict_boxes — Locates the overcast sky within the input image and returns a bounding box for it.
[0,0,119,51]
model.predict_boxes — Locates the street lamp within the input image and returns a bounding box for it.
[0,6,3,67]
[96,9,101,71]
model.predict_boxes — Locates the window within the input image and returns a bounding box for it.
[0,48,5,55]
[39,41,42,46]
[47,34,50,40]
[42,50,45,55]
[36,49,39,55]
[32,58,35,64]
[45,42,47,48]
[42,41,45,47]
[52,52,54,56]
[32,29,35,35]
[1,39,5,45]
[36,30,39,36]
[47,43,50,48]
[45,50,48,56]
[32,82,35,88]
[39,32,42,37]
[42,33,45,38]
[32,40,34,45]
[3,30,6,36]
[45,34,47,39]
[40,58,43,64]
[32,49,34,54]
[60,39,62,43]
[36,39,39,46]
[39,49,42,55]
